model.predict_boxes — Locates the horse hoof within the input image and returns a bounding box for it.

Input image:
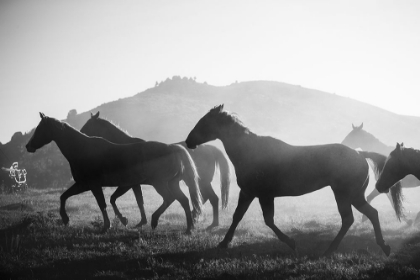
[218,241,229,249]
[383,244,391,257]
[100,227,109,234]
[121,217,128,227]
[322,250,334,257]
[134,220,147,228]
[185,230,192,235]
[151,222,158,229]
[151,216,158,229]
[206,224,218,231]
[62,217,69,226]
[288,238,296,251]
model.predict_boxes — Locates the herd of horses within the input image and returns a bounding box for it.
[25,105,419,257]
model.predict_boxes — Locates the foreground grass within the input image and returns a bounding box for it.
[0,185,419,279]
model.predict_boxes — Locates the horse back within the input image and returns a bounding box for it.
[70,139,179,185]
[234,137,368,197]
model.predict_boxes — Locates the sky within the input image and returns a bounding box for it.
[1,0,419,143]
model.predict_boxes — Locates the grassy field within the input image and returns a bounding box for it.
[0,178,419,280]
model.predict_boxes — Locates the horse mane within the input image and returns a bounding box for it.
[94,117,132,137]
[357,150,406,221]
[358,150,387,176]
[217,110,251,135]
[343,126,392,155]
[48,117,77,133]
[400,146,420,172]
[353,129,386,148]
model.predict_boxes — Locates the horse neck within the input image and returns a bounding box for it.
[100,123,144,144]
[218,125,255,165]
[404,149,420,179]
[103,128,134,143]
[53,124,88,161]
[359,133,390,154]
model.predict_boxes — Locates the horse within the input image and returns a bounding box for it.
[80,111,231,230]
[26,113,202,234]
[376,143,420,225]
[342,123,419,224]
[186,105,391,256]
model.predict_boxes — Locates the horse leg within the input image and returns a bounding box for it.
[324,193,354,256]
[259,196,296,252]
[352,196,391,256]
[206,183,220,230]
[218,190,254,248]
[362,188,380,222]
[168,180,197,234]
[60,182,88,226]
[110,186,132,227]
[132,185,148,228]
[150,182,174,230]
[193,185,208,224]
[91,187,110,233]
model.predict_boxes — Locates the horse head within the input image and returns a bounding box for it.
[186,104,224,149]
[376,142,407,193]
[352,123,363,131]
[342,123,368,149]
[26,113,56,153]
[26,113,58,153]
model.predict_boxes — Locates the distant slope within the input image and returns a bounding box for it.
[71,77,420,146]
[1,77,419,188]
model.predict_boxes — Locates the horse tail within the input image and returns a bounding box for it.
[357,151,386,181]
[390,181,405,221]
[211,146,231,209]
[171,144,203,217]
[358,150,405,221]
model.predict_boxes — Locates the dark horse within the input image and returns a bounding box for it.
[342,123,419,224]
[186,105,391,256]
[80,112,231,229]
[26,113,202,233]
[377,143,420,225]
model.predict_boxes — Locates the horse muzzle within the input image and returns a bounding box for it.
[26,144,36,153]
[186,143,197,149]
[185,138,197,149]
[376,184,389,194]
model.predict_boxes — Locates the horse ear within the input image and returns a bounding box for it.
[360,123,363,129]
[39,112,45,119]
[352,123,355,129]
[92,111,100,119]
[396,143,402,151]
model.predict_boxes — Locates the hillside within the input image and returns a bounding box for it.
[1,77,420,188]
